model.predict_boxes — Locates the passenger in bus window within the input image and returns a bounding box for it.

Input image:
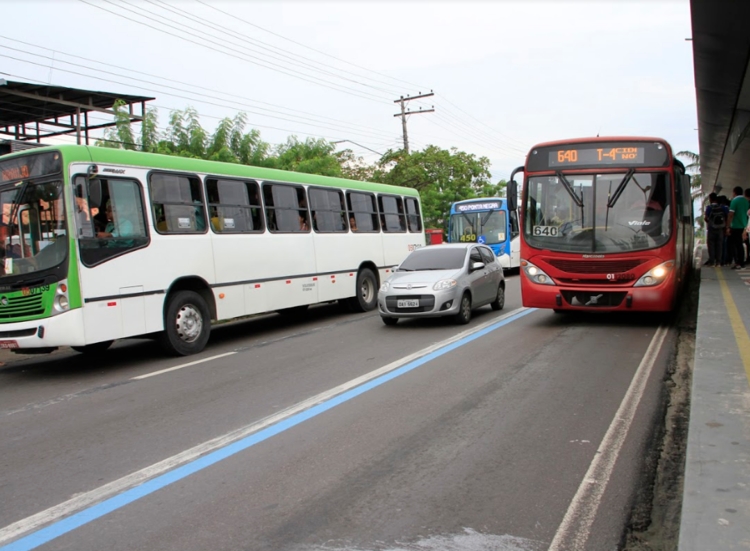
[299,213,310,231]
[350,215,358,232]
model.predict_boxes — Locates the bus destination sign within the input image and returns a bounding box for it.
[526,141,670,171]
[456,201,501,212]
[549,147,644,167]
[0,152,62,184]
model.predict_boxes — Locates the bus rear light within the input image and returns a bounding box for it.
[522,261,555,286]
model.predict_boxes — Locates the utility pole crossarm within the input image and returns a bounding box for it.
[393,91,435,155]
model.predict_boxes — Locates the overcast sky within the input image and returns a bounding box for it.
[1,0,697,180]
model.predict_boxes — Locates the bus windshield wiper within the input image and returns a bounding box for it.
[556,172,583,207]
[6,178,32,246]
[607,169,635,208]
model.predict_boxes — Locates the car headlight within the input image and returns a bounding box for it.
[521,260,555,285]
[433,279,457,291]
[634,260,675,287]
[379,281,390,292]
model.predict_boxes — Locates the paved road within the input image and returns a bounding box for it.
[0,275,677,551]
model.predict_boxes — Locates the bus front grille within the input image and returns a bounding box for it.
[547,259,645,274]
[0,294,46,319]
[561,291,627,308]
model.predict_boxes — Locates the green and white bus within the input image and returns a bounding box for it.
[0,145,424,356]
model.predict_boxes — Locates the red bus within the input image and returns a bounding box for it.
[507,137,694,312]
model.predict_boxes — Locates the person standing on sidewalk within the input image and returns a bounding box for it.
[726,186,749,269]
[704,192,728,267]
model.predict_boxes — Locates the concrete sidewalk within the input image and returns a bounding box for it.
[678,260,750,550]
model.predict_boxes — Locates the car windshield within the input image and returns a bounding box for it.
[449,210,507,244]
[398,248,467,271]
[0,180,68,277]
[524,172,671,253]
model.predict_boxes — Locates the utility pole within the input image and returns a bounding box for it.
[393,91,435,154]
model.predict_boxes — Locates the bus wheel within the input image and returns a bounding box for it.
[490,285,505,311]
[71,340,113,355]
[348,268,378,312]
[454,293,472,325]
[159,291,211,356]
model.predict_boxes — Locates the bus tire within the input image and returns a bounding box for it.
[490,285,505,311]
[71,340,113,355]
[159,290,211,356]
[348,268,378,312]
[454,293,472,325]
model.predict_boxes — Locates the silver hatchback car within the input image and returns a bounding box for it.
[378,243,505,326]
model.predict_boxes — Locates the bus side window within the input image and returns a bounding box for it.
[346,191,379,233]
[206,178,263,233]
[309,187,346,233]
[149,173,205,234]
[404,197,422,232]
[77,177,149,267]
[379,194,406,233]
[263,182,309,233]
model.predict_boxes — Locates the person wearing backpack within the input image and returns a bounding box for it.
[705,192,729,267]
[726,186,749,269]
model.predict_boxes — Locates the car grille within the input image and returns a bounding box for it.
[385,295,436,313]
[547,259,645,274]
[0,294,45,319]
[561,290,627,308]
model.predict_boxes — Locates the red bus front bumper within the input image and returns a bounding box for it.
[520,271,677,312]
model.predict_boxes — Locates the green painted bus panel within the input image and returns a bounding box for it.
[0,283,59,323]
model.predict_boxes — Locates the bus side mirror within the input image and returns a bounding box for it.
[507,165,524,212]
[507,180,517,212]
[88,180,102,208]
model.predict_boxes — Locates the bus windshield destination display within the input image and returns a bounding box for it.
[526,141,669,171]
[0,152,62,184]
[456,201,501,212]
[549,147,644,167]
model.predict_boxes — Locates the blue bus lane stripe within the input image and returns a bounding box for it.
[2,307,535,551]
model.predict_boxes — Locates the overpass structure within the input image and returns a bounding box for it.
[680,2,750,549]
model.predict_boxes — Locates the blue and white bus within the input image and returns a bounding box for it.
[447,198,520,270]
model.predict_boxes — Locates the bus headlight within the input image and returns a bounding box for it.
[634,260,675,287]
[53,280,70,313]
[522,260,555,285]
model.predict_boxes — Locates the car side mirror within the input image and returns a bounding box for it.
[471,261,485,271]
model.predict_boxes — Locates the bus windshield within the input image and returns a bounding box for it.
[0,180,68,277]
[449,210,507,244]
[524,172,671,253]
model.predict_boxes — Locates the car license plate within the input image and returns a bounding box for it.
[397,299,420,308]
[0,340,19,349]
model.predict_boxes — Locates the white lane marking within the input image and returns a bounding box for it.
[131,352,237,380]
[0,307,530,546]
[547,324,670,551]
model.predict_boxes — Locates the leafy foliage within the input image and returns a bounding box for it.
[374,146,494,229]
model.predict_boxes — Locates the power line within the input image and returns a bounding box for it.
[0,36,395,139]
[77,0,391,104]
[193,0,430,93]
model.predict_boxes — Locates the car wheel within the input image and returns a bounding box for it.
[490,284,505,311]
[158,290,211,356]
[381,316,398,326]
[71,340,113,355]
[454,293,472,325]
[348,268,378,312]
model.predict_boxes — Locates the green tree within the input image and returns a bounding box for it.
[268,136,344,176]
[375,146,492,229]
